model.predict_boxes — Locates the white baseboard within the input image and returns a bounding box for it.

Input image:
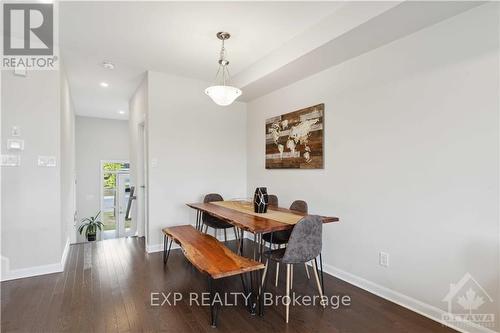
[322,263,498,333]
[1,237,70,282]
[60,237,70,269]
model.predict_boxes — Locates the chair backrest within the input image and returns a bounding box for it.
[282,215,322,264]
[203,193,223,203]
[290,200,308,213]
[203,193,223,223]
[268,194,278,207]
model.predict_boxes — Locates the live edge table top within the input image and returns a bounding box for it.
[186,201,339,234]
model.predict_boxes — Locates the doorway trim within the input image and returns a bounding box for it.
[138,121,149,247]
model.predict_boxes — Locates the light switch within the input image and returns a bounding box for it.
[1,154,21,167]
[38,156,57,167]
[7,139,24,151]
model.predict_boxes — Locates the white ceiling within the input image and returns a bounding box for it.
[60,1,482,120]
[59,1,342,119]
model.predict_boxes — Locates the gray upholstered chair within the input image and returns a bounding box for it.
[262,215,325,322]
[202,193,238,242]
[268,194,278,207]
[263,200,310,286]
[289,200,308,213]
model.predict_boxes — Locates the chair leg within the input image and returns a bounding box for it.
[261,259,269,288]
[275,244,280,287]
[319,252,325,294]
[312,259,326,308]
[224,229,227,242]
[305,263,310,279]
[204,224,208,234]
[286,264,291,323]
[275,262,280,287]
[260,260,269,316]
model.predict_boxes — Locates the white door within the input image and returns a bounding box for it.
[117,173,134,237]
[101,161,131,240]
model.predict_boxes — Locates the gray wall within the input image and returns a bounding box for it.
[247,4,499,330]
[75,116,129,242]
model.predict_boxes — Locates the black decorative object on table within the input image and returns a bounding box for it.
[253,187,269,213]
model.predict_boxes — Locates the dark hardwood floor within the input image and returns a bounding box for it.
[1,237,456,332]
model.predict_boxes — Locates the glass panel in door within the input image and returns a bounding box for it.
[102,171,118,239]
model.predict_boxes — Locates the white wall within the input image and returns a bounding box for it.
[60,68,76,245]
[129,75,148,238]
[1,70,63,277]
[247,4,499,331]
[146,71,247,250]
[75,116,129,242]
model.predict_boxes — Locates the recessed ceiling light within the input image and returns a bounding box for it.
[102,61,115,70]
[100,82,109,88]
[118,110,125,115]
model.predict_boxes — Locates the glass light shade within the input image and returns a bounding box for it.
[205,85,242,106]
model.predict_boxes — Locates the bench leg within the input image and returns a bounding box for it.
[208,277,219,328]
[163,235,166,263]
[163,236,173,265]
[238,229,244,255]
[250,271,257,315]
[196,210,202,230]
[240,273,250,310]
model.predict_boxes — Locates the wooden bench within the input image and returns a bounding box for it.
[162,225,265,327]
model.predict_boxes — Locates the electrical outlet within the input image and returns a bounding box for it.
[38,156,57,167]
[379,251,389,267]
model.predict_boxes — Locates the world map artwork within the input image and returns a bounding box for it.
[265,104,324,169]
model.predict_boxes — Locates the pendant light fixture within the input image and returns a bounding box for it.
[205,32,242,106]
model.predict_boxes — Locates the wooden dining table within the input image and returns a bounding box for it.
[186,200,339,261]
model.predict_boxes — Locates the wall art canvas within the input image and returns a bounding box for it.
[265,103,324,169]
